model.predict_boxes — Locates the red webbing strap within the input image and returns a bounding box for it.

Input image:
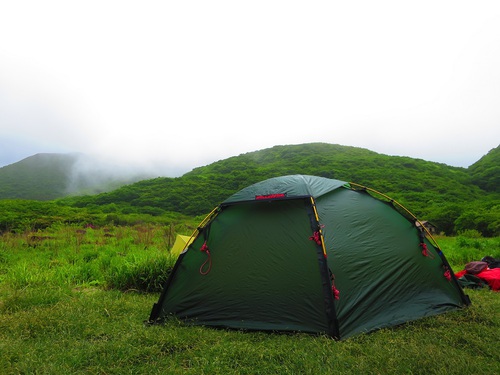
[330,272,340,300]
[199,241,212,275]
[419,241,435,259]
[332,284,340,300]
[443,264,452,281]
[309,231,322,246]
[443,269,451,281]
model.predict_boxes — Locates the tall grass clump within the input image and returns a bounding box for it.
[0,224,179,293]
[104,252,175,292]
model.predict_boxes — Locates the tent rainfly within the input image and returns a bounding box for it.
[170,234,194,258]
[149,175,470,339]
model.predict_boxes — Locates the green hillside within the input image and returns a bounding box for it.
[0,153,79,200]
[59,143,499,236]
[468,145,500,192]
[1,143,498,236]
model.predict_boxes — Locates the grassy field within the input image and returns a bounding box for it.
[1,226,499,374]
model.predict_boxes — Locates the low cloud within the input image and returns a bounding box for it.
[65,153,171,195]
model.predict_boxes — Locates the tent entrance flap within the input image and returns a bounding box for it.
[152,198,337,335]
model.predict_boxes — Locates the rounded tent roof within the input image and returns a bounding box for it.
[223,175,348,204]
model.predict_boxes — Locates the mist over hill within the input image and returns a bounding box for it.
[0,153,160,200]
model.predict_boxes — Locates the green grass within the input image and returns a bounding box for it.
[1,226,499,374]
[434,234,500,270]
[1,287,498,374]
[0,225,177,292]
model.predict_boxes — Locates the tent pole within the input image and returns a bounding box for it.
[348,182,441,249]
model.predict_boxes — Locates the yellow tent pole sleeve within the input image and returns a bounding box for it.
[348,182,441,250]
[183,206,220,253]
[310,197,328,257]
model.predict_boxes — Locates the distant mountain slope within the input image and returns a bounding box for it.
[0,153,78,200]
[0,153,157,200]
[468,145,500,193]
[62,143,490,218]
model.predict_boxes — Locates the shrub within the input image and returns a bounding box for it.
[104,254,175,292]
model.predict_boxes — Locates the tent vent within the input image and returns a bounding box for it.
[255,193,286,200]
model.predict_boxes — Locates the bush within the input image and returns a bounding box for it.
[457,229,483,238]
[104,254,175,292]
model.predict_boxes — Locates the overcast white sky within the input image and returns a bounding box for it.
[1,1,499,175]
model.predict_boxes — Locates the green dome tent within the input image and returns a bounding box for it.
[149,175,469,339]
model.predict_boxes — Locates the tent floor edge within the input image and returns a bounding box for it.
[148,251,189,322]
[147,302,161,323]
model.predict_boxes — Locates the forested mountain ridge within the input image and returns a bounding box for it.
[468,145,500,193]
[1,143,498,235]
[59,143,499,236]
[1,143,496,202]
